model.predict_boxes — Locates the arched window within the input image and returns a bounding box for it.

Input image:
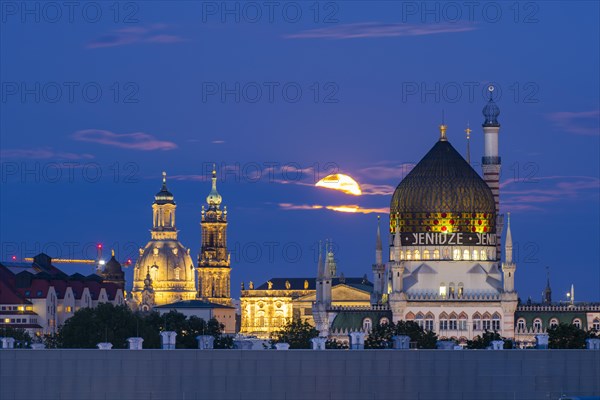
[463,249,470,260]
[449,312,458,330]
[473,313,482,331]
[439,312,448,331]
[414,250,420,260]
[423,250,430,260]
[533,318,542,332]
[482,312,492,331]
[363,318,373,331]
[425,313,434,331]
[443,248,450,259]
[572,318,582,329]
[439,283,447,299]
[453,249,461,260]
[405,312,415,321]
[480,249,487,260]
[458,313,468,331]
[593,318,600,331]
[472,250,479,261]
[517,318,526,331]
[400,250,405,260]
[405,251,412,260]
[549,318,559,329]
[492,313,501,331]
[448,282,456,298]
[457,283,464,298]
[380,317,390,325]
[415,313,424,328]
[433,249,440,260]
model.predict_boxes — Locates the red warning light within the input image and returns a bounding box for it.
[11,255,17,261]
[127,259,132,264]
[97,244,103,249]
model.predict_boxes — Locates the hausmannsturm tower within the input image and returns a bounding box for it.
[197,166,232,306]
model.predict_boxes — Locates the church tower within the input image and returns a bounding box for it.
[197,165,232,306]
[131,172,196,308]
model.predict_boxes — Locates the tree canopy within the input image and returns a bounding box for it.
[55,303,231,349]
[365,321,438,349]
[271,319,319,349]
[547,323,591,349]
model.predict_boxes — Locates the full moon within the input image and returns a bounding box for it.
[315,174,362,195]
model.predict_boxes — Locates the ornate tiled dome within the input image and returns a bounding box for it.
[390,138,496,234]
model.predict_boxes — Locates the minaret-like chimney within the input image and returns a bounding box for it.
[482,85,502,260]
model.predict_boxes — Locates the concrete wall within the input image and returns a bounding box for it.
[1,349,599,400]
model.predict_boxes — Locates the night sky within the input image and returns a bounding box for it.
[1,1,598,302]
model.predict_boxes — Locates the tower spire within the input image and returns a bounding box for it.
[465,122,472,165]
[505,212,513,264]
[317,240,324,279]
[375,216,382,265]
[206,163,222,208]
[543,266,552,304]
[162,171,167,190]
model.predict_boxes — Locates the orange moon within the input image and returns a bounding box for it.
[315,174,362,195]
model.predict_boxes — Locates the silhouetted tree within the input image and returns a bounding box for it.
[271,319,318,349]
[548,323,589,349]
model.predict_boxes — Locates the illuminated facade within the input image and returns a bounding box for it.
[197,166,232,306]
[240,247,372,339]
[0,253,124,336]
[131,173,197,310]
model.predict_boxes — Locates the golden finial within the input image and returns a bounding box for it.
[111,249,115,257]
[162,171,166,184]
[465,124,472,139]
[439,124,448,141]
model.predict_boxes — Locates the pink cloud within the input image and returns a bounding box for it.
[86,24,185,49]
[547,110,599,136]
[72,129,177,151]
[285,22,476,40]
[278,203,388,214]
[501,175,599,212]
[0,148,95,160]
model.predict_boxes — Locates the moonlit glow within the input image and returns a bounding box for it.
[315,174,362,195]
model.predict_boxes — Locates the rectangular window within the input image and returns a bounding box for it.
[473,320,482,331]
[492,320,500,331]
[449,320,457,330]
[483,320,491,330]
[304,308,312,316]
[439,320,448,330]
[459,320,467,331]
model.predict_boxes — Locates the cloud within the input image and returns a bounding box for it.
[285,22,476,40]
[547,110,599,136]
[278,203,388,214]
[501,175,600,212]
[72,129,177,151]
[211,140,226,144]
[86,24,185,49]
[0,148,94,160]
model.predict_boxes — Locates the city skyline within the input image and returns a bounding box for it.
[1,1,599,303]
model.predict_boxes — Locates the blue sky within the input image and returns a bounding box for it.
[1,1,599,302]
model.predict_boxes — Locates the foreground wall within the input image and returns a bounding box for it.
[1,349,599,400]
